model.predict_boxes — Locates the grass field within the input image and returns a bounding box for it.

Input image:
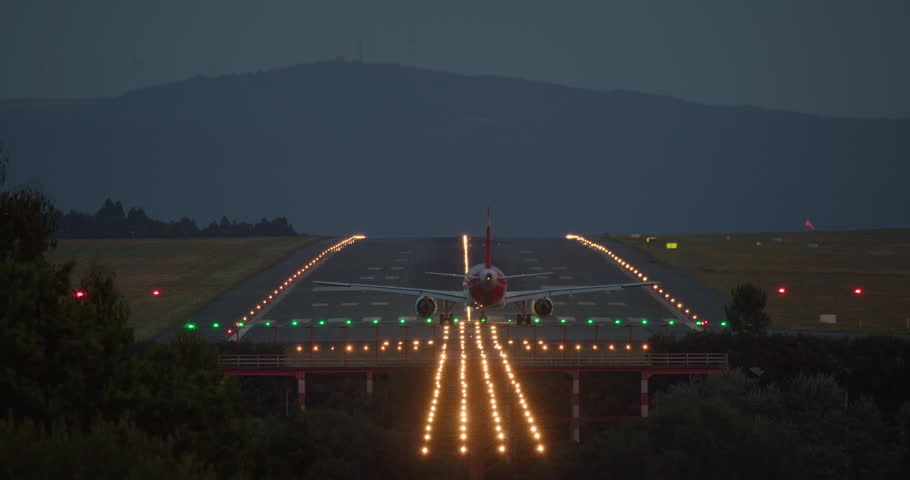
[610,230,910,334]
[49,236,318,340]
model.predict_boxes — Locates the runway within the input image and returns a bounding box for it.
[184,236,695,346]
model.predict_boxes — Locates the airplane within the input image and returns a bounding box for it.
[314,209,658,325]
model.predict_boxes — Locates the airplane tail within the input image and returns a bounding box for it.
[485,207,492,268]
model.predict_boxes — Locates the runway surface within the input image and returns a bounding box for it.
[182,236,697,345]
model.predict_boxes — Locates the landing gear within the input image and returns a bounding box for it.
[517,313,531,325]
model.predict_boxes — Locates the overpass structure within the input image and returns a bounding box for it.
[222,352,727,442]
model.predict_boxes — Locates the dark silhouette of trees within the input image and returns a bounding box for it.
[56,198,297,238]
[0,189,59,261]
[725,282,772,334]
[0,141,8,186]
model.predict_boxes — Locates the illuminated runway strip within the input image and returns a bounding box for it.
[565,235,705,329]
[230,235,365,339]
[420,324,450,456]
[475,322,508,456]
[489,324,545,454]
[462,234,473,323]
[457,320,470,455]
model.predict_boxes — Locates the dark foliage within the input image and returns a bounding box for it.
[57,197,297,238]
[0,188,59,261]
[725,282,772,334]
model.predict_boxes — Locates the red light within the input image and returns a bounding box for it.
[151,289,161,297]
[74,290,86,299]
[853,288,863,296]
[227,329,233,334]
[777,286,787,295]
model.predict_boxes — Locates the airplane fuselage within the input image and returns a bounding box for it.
[465,263,507,308]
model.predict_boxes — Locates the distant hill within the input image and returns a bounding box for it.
[2,61,908,236]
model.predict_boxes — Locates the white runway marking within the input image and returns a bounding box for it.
[368,267,382,271]
[559,275,574,280]
[370,301,390,306]
[341,302,359,307]
[384,276,400,280]
[359,276,375,280]
[577,301,597,306]
[608,302,627,306]
[312,303,329,307]
[390,266,405,270]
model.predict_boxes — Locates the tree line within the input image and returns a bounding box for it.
[57,198,298,238]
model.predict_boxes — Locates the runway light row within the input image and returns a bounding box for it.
[233,235,365,338]
[458,320,469,455]
[565,234,708,327]
[489,325,545,454]
[475,322,508,455]
[291,340,650,353]
[420,325,450,456]
[462,234,473,323]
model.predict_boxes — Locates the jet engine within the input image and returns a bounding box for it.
[415,296,438,317]
[531,297,554,317]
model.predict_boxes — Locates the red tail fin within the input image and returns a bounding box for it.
[485,207,492,268]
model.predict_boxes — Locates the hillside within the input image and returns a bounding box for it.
[2,61,908,236]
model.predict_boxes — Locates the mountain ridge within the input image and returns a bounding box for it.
[2,61,908,236]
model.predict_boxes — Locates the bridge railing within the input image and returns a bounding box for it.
[220,352,727,370]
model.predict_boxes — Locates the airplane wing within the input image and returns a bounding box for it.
[503,282,658,304]
[313,281,467,304]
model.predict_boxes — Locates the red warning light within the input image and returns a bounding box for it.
[777,286,787,295]
[227,329,233,335]
[852,287,863,296]
[74,290,86,299]
[151,289,161,297]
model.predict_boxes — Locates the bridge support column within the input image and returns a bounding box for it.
[297,372,306,411]
[366,371,373,394]
[640,372,651,418]
[571,370,580,442]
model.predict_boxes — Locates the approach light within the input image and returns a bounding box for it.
[74,290,86,299]
[852,287,864,296]
[777,286,787,295]
[151,289,161,297]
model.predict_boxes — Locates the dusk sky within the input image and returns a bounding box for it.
[1,0,908,118]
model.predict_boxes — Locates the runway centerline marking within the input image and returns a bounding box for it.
[608,301,627,306]
[577,301,597,306]
[390,266,405,270]
[384,275,400,280]
[359,276,375,280]
[341,302,359,307]
[312,303,329,307]
[370,301,389,306]
[368,267,382,271]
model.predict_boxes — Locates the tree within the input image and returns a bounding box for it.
[0,416,215,480]
[0,140,8,186]
[95,198,127,237]
[725,282,771,334]
[0,189,59,261]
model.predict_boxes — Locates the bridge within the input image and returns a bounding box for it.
[221,351,727,442]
